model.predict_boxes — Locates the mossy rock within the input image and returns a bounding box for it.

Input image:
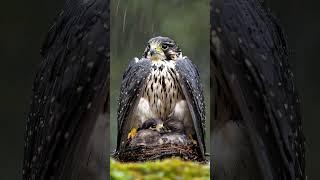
[110,158,210,180]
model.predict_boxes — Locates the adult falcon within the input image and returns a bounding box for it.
[116,36,206,158]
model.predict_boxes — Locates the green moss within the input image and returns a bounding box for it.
[110,158,210,180]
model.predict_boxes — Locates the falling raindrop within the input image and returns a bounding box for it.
[122,7,127,33]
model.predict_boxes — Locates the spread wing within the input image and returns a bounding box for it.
[211,0,304,179]
[23,0,109,179]
[116,58,151,151]
[176,57,206,157]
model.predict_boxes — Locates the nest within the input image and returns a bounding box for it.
[114,143,205,162]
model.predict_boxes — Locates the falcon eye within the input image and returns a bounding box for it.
[161,44,168,50]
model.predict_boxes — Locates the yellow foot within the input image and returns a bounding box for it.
[188,134,197,145]
[127,128,137,139]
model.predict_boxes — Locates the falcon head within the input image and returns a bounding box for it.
[139,118,165,133]
[142,36,182,61]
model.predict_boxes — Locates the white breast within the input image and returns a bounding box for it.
[144,61,183,119]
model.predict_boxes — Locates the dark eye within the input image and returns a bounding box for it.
[161,44,168,50]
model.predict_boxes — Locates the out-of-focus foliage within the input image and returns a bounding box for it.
[110,0,210,152]
[110,158,210,180]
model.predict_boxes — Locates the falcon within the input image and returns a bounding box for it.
[116,36,206,158]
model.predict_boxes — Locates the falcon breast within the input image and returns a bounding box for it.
[133,37,193,137]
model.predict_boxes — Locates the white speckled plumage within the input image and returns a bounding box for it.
[133,60,192,131]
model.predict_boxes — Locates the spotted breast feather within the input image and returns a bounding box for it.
[137,60,183,121]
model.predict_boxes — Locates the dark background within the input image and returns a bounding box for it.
[0,0,64,179]
[0,0,319,179]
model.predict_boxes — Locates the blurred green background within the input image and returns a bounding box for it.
[0,0,320,179]
[110,0,211,152]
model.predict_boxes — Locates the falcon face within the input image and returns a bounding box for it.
[117,36,206,160]
[143,36,182,61]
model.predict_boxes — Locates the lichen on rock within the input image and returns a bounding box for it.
[110,158,210,179]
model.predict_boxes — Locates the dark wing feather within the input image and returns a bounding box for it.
[211,0,304,179]
[23,0,109,179]
[116,58,151,151]
[175,57,206,157]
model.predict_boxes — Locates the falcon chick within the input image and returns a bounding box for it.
[129,118,191,147]
[138,118,165,133]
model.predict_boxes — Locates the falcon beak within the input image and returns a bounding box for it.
[150,46,165,61]
[156,123,164,133]
[150,48,157,56]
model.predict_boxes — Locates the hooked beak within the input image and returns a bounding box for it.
[150,48,157,56]
[149,47,165,61]
[156,123,164,133]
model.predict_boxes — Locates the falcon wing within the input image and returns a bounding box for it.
[176,57,206,157]
[211,0,304,179]
[116,58,151,151]
[23,0,109,179]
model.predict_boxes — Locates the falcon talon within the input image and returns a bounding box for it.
[188,133,197,145]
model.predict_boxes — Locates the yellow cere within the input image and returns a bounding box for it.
[155,46,162,53]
